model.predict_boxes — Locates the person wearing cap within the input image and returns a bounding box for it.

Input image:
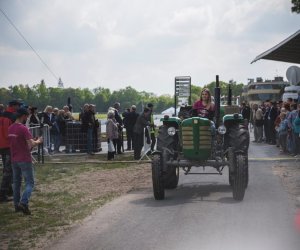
[0,100,21,202]
[147,103,156,152]
[8,108,43,215]
[122,105,139,151]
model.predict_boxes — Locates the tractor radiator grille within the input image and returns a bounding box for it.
[182,126,212,150]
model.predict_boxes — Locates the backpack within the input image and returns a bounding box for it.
[293,112,300,133]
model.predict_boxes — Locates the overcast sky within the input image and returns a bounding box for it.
[0,0,299,95]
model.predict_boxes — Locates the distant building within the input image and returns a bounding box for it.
[242,76,289,106]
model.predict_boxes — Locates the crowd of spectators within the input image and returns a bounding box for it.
[106,103,154,160]
[244,98,300,157]
[0,98,155,215]
[1,98,157,159]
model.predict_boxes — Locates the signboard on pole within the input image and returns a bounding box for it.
[174,76,191,116]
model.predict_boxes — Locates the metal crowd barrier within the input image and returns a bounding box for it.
[29,124,50,163]
[65,121,102,153]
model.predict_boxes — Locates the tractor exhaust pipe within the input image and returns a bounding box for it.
[227,82,232,106]
[214,75,220,128]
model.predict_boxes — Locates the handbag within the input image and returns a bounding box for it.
[108,140,114,152]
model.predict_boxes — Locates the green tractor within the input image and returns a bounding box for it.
[151,75,250,201]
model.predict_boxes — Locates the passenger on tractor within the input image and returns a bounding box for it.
[191,88,217,139]
[192,88,215,120]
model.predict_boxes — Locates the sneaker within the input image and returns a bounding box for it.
[15,204,23,213]
[0,196,13,203]
[18,203,31,215]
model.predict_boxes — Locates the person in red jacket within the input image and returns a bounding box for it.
[0,100,21,202]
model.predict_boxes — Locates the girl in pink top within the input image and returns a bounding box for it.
[193,88,215,120]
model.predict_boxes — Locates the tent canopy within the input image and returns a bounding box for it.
[251,30,300,64]
[161,107,180,115]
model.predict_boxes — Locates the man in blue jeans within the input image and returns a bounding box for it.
[8,108,43,215]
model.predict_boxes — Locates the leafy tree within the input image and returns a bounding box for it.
[93,87,111,112]
[0,88,11,106]
[0,80,246,115]
[33,80,50,109]
[190,81,244,105]
[291,0,300,13]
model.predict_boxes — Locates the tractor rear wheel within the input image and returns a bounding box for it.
[152,154,165,200]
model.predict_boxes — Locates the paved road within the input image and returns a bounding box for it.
[49,138,300,250]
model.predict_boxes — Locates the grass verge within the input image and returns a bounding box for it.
[0,154,150,250]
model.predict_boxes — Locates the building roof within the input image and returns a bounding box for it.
[251,30,300,64]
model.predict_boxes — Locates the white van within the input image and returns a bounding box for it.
[282,85,300,102]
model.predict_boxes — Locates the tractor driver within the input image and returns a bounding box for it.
[193,88,215,120]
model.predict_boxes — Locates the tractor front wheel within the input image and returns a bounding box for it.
[232,153,247,201]
[152,154,165,200]
[164,166,179,189]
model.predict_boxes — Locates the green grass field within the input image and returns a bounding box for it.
[0,154,140,250]
[72,113,107,121]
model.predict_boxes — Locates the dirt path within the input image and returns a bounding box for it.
[273,161,300,208]
[35,162,152,250]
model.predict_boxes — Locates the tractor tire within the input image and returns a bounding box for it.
[229,171,234,187]
[152,154,165,200]
[164,166,179,189]
[228,147,235,187]
[232,153,247,201]
[229,161,248,189]
[245,155,249,189]
[157,126,175,151]
[227,125,250,152]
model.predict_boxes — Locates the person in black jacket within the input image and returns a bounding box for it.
[113,102,123,154]
[26,107,40,128]
[122,105,139,151]
[54,110,66,153]
[240,102,251,128]
[81,105,95,155]
[133,107,151,160]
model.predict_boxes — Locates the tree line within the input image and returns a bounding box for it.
[0,79,244,113]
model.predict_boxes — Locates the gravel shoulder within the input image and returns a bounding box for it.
[273,161,300,208]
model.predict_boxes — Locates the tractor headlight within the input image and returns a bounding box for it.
[217,125,226,135]
[167,127,176,136]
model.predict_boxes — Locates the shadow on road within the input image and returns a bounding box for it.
[130,182,239,207]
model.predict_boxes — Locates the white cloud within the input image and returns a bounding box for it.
[0,0,299,95]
